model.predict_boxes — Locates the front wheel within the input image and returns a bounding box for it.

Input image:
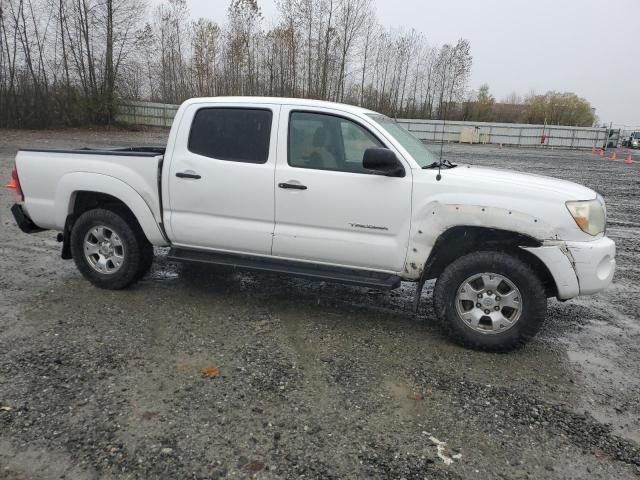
[433,251,547,351]
[70,208,153,289]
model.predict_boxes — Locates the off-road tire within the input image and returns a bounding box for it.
[70,208,153,289]
[135,242,154,281]
[433,250,547,351]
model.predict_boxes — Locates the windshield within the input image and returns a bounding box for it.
[367,113,439,167]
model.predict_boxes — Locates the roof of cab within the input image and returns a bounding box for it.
[180,96,379,116]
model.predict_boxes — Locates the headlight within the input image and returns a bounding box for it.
[566,197,606,236]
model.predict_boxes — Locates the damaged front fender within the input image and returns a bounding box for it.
[404,201,557,281]
[407,202,580,312]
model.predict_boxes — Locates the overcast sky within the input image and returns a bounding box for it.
[186,0,639,127]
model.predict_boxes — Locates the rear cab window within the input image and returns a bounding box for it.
[188,108,273,163]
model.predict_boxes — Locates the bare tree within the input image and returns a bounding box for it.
[358,12,377,105]
[192,18,221,96]
[335,0,369,102]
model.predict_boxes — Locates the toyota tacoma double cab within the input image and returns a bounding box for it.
[7,97,616,350]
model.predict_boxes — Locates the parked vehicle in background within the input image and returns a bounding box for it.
[7,97,616,351]
[622,131,640,148]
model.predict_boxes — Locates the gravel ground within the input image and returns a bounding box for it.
[0,128,639,479]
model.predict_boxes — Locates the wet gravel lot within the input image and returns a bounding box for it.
[1,128,639,479]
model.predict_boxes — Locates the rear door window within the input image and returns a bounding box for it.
[188,108,272,163]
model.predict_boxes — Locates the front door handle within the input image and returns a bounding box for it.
[278,182,307,190]
[176,172,201,179]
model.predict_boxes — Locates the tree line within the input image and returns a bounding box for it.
[0,0,594,128]
[0,0,474,127]
[459,85,596,127]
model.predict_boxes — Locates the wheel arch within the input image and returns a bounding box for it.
[55,172,167,249]
[422,226,558,298]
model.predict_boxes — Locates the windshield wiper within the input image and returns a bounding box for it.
[422,159,457,169]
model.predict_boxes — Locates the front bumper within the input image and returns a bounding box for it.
[523,236,615,300]
[11,203,45,234]
[565,236,616,296]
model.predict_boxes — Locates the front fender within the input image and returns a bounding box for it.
[55,172,167,245]
[403,201,557,280]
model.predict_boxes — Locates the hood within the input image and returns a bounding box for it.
[441,164,597,201]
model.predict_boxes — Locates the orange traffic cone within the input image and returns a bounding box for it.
[625,154,634,164]
[610,151,617,161]
[599,149,604,158]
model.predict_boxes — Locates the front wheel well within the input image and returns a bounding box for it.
[423,226,558,298]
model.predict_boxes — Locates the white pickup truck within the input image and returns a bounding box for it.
[7,97,616,350]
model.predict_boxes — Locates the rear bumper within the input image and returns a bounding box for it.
[566,236,616,296]
[11,203,45,234]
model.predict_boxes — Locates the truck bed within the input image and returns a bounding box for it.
[15,146,165,236]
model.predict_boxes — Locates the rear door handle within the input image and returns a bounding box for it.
[176,172,201,179]
[278,182,307,190]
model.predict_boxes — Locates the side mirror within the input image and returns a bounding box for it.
[363,148,405,177]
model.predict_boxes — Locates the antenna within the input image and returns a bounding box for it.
[436,100,449,181]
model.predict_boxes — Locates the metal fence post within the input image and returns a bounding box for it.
[519,127,523,147]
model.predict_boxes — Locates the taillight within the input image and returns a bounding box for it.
[6,164,24,202]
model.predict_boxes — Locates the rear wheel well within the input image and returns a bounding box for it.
[71,191,136,219]
[423,226,558,298]
[62,192,144,259]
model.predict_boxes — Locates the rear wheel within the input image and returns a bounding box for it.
[433,251,547,351]
[70,208,153,289]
